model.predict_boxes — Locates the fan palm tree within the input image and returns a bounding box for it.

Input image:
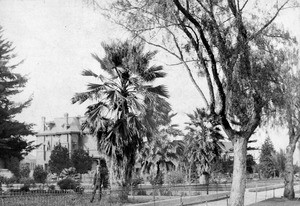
[137,112,184,184]
[184,108,224,183]
[72,40,169,192]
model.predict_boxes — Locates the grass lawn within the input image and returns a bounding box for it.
[248,198,300,206]
[246,179,284,189]
[0,193,180,206]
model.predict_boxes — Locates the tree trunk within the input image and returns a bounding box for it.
[188,165,192,184]
[230,137,247,206]
[283,145,295,199]
[121,153,135,200]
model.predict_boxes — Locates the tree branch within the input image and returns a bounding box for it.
[249,0,290,41]
[173,0,227,116]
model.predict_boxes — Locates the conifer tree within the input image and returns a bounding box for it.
[259,136,276,178]
[0,26,35,164]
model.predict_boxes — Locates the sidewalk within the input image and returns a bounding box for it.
[126,192,230,206]
[194,186,290,206]
[126,184,300,206]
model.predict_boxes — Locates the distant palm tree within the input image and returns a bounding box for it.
[72,40,169,192]
[138,113,184,183]
[184,108,224,183]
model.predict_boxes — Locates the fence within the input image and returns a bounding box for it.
[2,182,299,206]
[0,183,231,206]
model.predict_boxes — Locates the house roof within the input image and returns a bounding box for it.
[36,115,86,136]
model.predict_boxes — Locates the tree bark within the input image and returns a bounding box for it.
[121,153,136,200]
[230,137,248,206]
[283,145,295,199]
[188,166,192,184]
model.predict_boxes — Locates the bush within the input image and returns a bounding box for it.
[20,165,30,178]
[149,172,163,186]
[2,176,18,186]
[130,176,143,188]
[165,171,185,185]
[136,189,147,195]
[48,185,55,191]
[20,184,30,192]
[33,165,48,183]
[57,178,79,190]
[20,177,35,187]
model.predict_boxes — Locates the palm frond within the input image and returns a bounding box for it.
[142,66,166,82]
[71,92,92,104]
[81,69,98,78]
[146,85,169,98]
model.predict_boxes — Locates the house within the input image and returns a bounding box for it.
[20,154,36,170]
[36,113,100,171]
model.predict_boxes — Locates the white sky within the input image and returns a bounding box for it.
[1,0,300,161]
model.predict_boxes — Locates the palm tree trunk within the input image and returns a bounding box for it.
[284,144,295,199]
[121,153,136,200]
[156,162,160,180]
[230,137,247,206]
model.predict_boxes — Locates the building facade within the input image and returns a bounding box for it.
[36,113,99,170]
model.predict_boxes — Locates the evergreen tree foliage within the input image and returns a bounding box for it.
[71,148,93,174]
[0,26,35,163]
[246,154,256,174]
[272,149,286,177]
[33,165,48,184]
[6,156,20,178]
[259,136,276,178]
[48,144,72,174]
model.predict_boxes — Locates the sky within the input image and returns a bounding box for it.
[0,0,300,161]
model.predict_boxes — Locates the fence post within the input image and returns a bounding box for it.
[265,184,267,200]
[255,181,257,203]
[180,193,183,206]
[206,184,209,195]
[226,195,229,206]
[273,188,275,198]
[153,186,155,206]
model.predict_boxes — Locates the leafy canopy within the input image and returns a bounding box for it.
[71,148,93,174]
[48,143,72,174]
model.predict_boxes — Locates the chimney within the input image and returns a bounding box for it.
[41,116,46,131]
[64,113,69,128]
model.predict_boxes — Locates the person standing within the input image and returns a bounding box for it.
[90,162,102,202]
